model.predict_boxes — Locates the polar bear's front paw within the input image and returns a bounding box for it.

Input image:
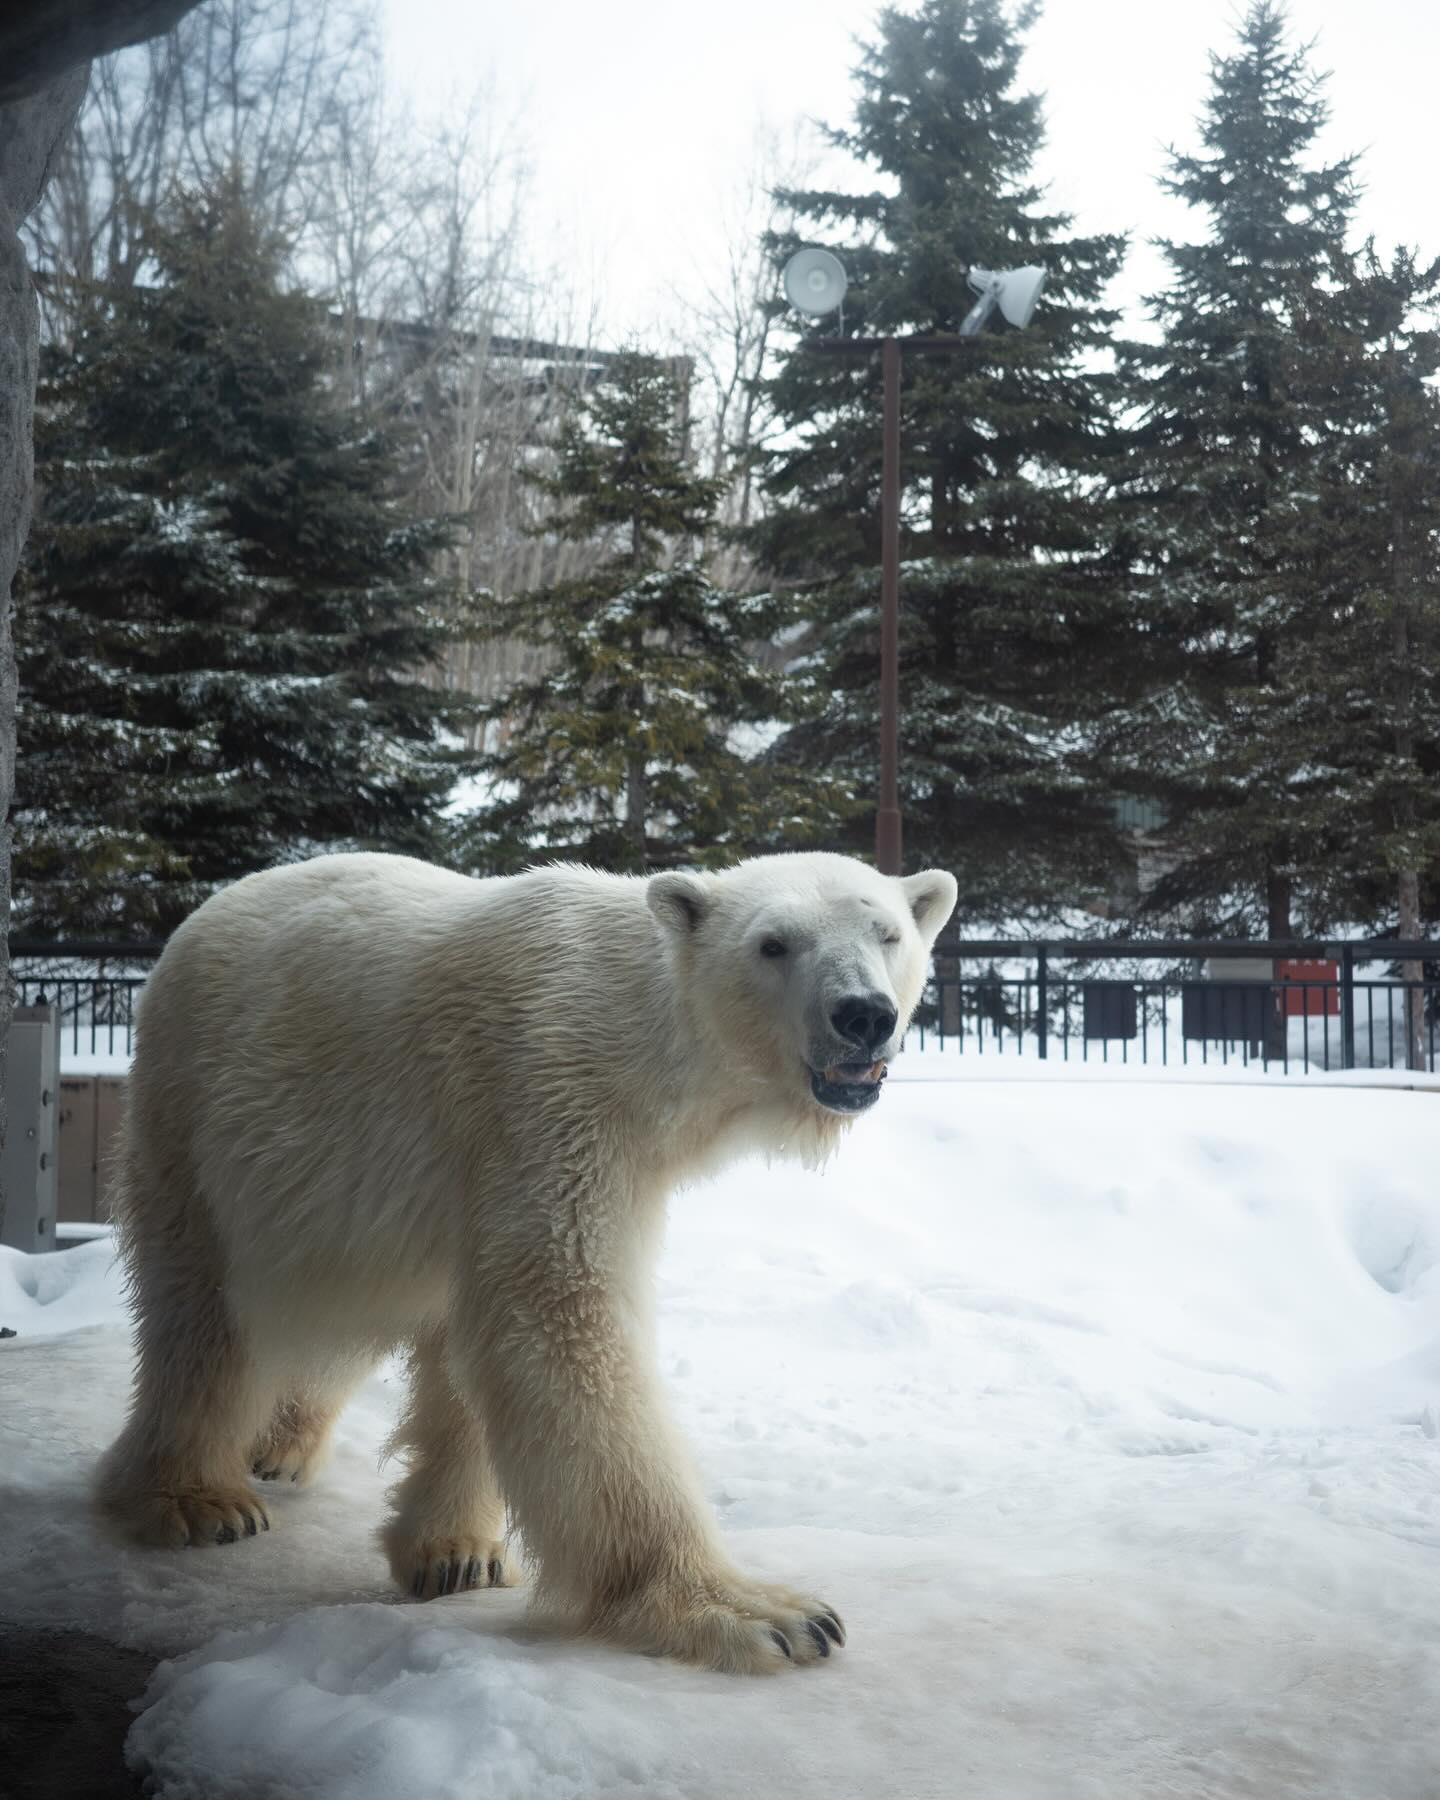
[605,1574,845,1673]
[383,1527,517,1602]
[113,1483,271,1548]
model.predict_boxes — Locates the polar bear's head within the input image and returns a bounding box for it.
[647,852,957,1127]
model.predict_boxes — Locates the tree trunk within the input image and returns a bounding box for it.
[0,67,88,1238]
[1264,865,1291,1062]
[1397,868,1425,1072]
[625,751,647,870]
[1390,489,1425,1071]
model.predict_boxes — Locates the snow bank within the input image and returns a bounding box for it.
[1,1079,1437,1798]
[0,1233,127,1335]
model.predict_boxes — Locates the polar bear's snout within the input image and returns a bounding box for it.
[806,989,899,1114]
[830,991,898,1054]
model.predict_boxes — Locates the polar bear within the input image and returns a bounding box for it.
[97,850,956,1671]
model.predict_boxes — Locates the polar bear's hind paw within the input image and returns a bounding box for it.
[248,1401,338,1486]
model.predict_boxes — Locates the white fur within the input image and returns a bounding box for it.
[97,850,956,1670]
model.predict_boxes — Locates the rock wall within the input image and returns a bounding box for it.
[0,2,204,1237]
[0,70,88,1235]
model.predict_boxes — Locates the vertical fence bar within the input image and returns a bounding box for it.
[1036,949,1048,1061]
[1340,945,1356,1072]
[1301,985,1310,1074]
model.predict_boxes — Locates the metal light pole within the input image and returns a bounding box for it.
[786,257,1047,876]
[879,336,902,874]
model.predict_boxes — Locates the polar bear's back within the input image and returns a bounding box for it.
[123,854,663,1285]
[137,854,494,1090]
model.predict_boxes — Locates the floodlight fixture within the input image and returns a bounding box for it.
[783,247,848,318]
[793,256,1050,874]
[960,264,1047,336]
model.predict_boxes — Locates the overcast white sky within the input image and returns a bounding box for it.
[380,0,1440,347]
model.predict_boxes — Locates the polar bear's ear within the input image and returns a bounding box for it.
[647,871,712,937]
[901,869,958,941]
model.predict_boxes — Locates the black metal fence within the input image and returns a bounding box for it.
[913,939,1440,1073]
[11,940,161,1063]
[10,937,1440,1077]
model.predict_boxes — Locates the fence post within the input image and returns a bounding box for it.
[1036,947,1049,1060]
[1340,943,1355,1072]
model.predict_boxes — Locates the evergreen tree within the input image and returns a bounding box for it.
[754,0,1130,916]
[1114,1,1360,937]
[459,353,852,874]
[15,184,474,937]
[1293,246,1440,1059]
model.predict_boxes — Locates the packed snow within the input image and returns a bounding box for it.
[2,1071,1438,1798]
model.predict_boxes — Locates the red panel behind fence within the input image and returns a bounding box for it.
[1275,959,1339,1017]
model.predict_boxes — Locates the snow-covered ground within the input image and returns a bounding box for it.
[3,1072,1438,1798]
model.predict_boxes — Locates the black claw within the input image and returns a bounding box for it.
[261,1514,270,1531]
[439,1562,454,1596]
[815,1613,843,1647]
[216,1524,237,1545]
[259,1470,277,1482]
[487,1557,504,1587]
[412,1570,426,1599]
[805,1620,831,1658]
[290,1472,299,1483]
[245,1515,258,1537]
[771,1628,793,1660]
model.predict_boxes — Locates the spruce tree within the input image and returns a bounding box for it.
[1293,246,1440,1058]
[459,353,851,874]
[1114,1,1360,937]
[15,184,473,937]
[753,0,1130,916]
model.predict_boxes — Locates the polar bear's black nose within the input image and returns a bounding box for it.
[831,994,898,1053]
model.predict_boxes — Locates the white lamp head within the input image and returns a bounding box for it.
[783,247,849,318]
[965,264,1047,329]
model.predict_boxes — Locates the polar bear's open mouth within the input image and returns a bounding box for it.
[809,1058,888,1114]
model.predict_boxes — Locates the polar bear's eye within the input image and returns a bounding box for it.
[881,933,901,948]
[759,937,788,959]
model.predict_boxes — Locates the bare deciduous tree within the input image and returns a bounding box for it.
[676,120,815,586]
[26,0,382,327]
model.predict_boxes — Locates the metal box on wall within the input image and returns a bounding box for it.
[1182,958,1274,1051]
[0,1005,60,1253]
[1082,981,1138,1040]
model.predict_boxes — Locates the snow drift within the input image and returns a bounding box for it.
[1,1074,1437,1798]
